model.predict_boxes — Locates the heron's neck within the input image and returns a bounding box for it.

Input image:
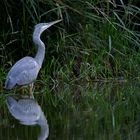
[33,36,45,67]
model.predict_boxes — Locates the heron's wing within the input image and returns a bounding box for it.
[5,56,40,88]
[7,56,39,77]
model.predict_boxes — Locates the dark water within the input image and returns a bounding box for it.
[1,81,140,140]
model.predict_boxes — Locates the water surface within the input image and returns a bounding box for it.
[0,81,140,140]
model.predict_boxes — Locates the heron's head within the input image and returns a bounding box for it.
[33,19,62,38]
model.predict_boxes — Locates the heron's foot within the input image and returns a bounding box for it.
[20,95,30,99]
[19,93,34,99]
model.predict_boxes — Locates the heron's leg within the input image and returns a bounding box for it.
[29,83,34,98]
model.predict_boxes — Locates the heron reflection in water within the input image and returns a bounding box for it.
[5,20,62,96]
[6,96,49,140]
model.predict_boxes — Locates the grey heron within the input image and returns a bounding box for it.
[6,96,49,140]
[5,19,62,96]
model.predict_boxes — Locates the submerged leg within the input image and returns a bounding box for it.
[29,83,34,98]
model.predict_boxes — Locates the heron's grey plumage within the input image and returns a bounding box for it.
[5,57,40,89]
[6,96,41,124]
[5,20,62,91]
[6,96,49,140]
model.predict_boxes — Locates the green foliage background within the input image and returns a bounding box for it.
[1,0,140,86]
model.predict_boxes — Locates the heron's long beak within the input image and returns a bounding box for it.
[42,19,62,30]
